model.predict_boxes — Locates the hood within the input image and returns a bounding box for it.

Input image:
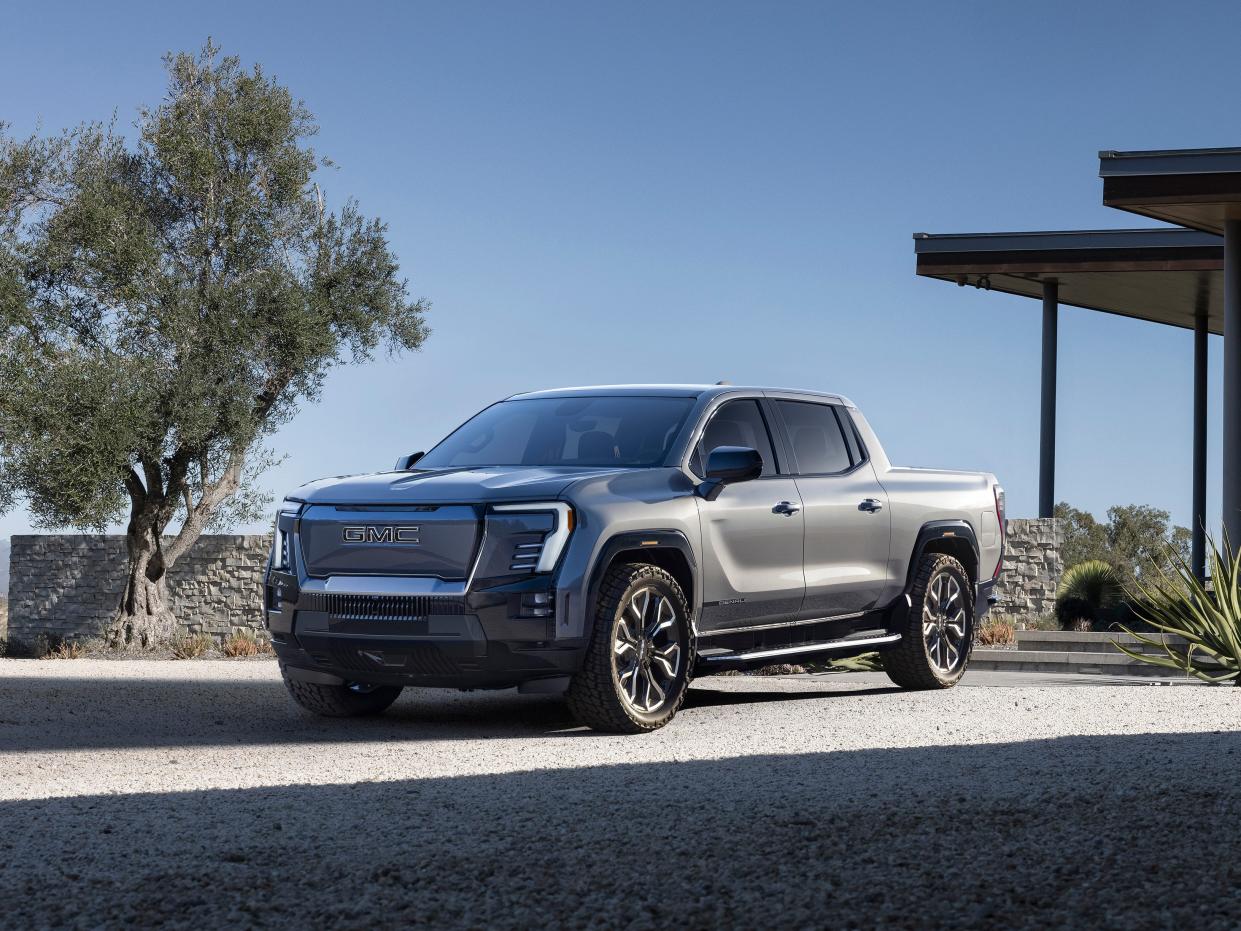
[288,465,629,505]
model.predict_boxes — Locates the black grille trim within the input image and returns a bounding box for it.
[330,645,460,676]
[300,592,469,620]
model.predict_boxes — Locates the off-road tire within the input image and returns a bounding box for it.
[280,663,404,717]
[566,563,693,733]
[883,552,974,690]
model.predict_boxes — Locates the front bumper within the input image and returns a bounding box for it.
[265,571,586,689]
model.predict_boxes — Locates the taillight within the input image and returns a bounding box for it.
[992,484,1005,579]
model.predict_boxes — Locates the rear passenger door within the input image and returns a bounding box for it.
[771,399,891,618]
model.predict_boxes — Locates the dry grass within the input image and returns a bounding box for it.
[221,629,273,658]
[170,632,214,660]
[977,619,1017,647]
[38,637,84,660]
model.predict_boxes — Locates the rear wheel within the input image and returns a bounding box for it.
[566,563,692,733]
[884,553,974,690]
[280,664,404,717]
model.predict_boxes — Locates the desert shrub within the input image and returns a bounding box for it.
[170,632,213,660]
[977,619,1016,646]
[1056,560,1125,630]
[221,629,273,657]
[46,639,84,660]
[1116,539,1240,684]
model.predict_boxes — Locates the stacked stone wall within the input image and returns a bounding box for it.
[7,534,270,644]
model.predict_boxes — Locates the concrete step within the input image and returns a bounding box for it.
[970,648,1205,678]
[1015,630,1188,655]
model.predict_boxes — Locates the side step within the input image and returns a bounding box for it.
[697,632,900,671]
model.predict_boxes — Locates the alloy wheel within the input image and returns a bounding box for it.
[922,570,967,675]
[612,586,684,714]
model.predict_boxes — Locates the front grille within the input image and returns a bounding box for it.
[330,645,460,677]
[300,592,468,620]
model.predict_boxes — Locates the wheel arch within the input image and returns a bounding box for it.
[908,520,979,588]
[585,531,699,634]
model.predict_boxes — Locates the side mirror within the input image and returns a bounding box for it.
[394,451,425,471]
[696,446,762,500]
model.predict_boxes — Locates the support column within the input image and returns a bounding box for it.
[1039,279,1058,519]
[1225,220,1241,550]
[1192,304,1208,580]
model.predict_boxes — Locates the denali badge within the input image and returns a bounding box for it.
[342,525,420,544]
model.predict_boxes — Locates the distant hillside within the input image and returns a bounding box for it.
[0,538,9,594]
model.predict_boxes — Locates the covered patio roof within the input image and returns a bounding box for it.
[1100,147,1241,234]
[1096,147,1241,549]
[913,227,1223,331]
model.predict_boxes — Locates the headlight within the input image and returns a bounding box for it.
[491,502,575,573]
[270,501,300,571]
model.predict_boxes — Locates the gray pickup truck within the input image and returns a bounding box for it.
[265,385,1004,732]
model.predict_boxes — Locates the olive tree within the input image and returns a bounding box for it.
[0,42,428,647]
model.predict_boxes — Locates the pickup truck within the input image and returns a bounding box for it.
[265,385,1004,732]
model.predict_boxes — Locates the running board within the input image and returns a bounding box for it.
[698,633,901,666]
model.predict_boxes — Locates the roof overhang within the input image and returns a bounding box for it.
[914,228,1223,332]
[1100,147,1241,234]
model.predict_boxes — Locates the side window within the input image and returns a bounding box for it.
[775,401,852,475]
[694,400,778,477]
[837,408,867,464]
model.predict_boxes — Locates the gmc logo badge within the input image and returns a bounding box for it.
[342,525,420,544]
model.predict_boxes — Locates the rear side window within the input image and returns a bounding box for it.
[775,401,852,475]
[693,399,778,477]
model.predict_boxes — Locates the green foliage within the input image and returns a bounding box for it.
[1115,539,1241,685]
[1055,559,1125,630]
[1054,502,1191,587]
[0,41,427,631]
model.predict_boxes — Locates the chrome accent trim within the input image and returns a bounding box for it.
[698,611,866,637]
[493,502,574,573]
[701,633,901,663]
[300,576,468,597]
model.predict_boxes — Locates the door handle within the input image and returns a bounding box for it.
[858,498,883,513]
[772,501,801,516]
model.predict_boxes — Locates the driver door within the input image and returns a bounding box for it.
[693,399,806,632]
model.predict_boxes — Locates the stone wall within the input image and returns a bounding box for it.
[991,518,1062,622]
[6,534,271,645]
[4,520,1062,645]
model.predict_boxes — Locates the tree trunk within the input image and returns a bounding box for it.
[106,525,178,650]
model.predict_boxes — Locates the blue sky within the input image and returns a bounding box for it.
[1,0,1238,538]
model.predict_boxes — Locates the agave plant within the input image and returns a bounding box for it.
[1055,560,1125,630]
[1115,538,1241,684]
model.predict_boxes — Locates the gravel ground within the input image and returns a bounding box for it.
[0,659,1238,929]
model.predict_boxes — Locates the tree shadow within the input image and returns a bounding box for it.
[3,731,1237,928]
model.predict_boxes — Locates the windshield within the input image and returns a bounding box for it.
[416,396,696,469]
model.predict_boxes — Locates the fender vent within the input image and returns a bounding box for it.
[510,541,544,572]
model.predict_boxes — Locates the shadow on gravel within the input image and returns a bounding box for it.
[3,730,1239,929]
[0,673,890,752]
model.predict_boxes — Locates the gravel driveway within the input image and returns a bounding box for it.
[1,659,1238,929]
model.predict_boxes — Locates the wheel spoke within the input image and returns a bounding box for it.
[653,643,680,677]
[648,596,674,639]
[645,670,666,711]
[945,640,960,667]
[620,666,638,700]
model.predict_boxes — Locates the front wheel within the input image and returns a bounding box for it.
[280,664,404,717]
[566,563,693,733]
[883,553,974,690]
